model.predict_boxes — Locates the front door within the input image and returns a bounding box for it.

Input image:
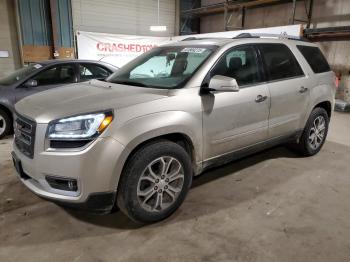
[15,63,77,103]
[202,45,270,160]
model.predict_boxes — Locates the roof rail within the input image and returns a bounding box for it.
[181,37,198,41]
[233,33,310,42]
[181,37,226,41]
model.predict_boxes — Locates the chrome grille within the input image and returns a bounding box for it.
[14,114,36,159]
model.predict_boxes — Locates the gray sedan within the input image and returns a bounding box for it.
[0,60,118,138]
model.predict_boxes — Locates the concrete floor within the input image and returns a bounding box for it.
[1,112,350,262]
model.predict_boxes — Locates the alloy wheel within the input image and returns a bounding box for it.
[308,115,326,150]
[137,156,184,212]
[0,115,6,136]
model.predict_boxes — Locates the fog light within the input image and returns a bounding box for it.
[45,176,78,192]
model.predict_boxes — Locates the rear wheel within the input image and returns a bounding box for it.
[293,107,329,156]
[117,140,193,224]
[0,109,12,139]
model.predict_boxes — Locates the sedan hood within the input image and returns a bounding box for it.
[15,80,169,123]
[0,84,13,92]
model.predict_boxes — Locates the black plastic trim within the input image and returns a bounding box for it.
[50,191,117,214]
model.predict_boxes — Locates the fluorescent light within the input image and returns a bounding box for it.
[150,25,167,32]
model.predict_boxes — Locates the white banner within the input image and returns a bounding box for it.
[76,31,174,68]
[76,25,302,68]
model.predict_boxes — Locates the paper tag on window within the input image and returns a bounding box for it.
[33,64,42,69]
[181,48,206,53]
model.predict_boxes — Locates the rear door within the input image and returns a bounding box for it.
[257,43,312,138]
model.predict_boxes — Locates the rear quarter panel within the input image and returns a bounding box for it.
[289,42,336,127]
[303,71,335,127]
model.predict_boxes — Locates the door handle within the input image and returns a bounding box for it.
[299,86,308,93]
[255,95,268,103]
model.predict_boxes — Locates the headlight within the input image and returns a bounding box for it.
[47,111,113,140]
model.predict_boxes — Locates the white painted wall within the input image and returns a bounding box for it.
[71,0,176,37]
[0,0,21,78]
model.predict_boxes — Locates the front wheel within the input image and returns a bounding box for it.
[0,109,12,139]
[117,140,193,224]
[294,107,329,156]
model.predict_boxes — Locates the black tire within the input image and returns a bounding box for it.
[294,107,329,156]
[117,140,193,224]
[0,109,12,139]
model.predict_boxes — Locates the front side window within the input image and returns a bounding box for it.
[210,45,261,86]
[258,44,304,81]
[34,64,76,86]
[108,46,216,89]
[297,45,330,74]
[79,64,110,81]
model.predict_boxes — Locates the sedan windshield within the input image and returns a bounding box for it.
[107,45,217,89]
[0,64,41,86]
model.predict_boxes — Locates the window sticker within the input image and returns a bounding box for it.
[33,64,43,69]
[181,48,206,54]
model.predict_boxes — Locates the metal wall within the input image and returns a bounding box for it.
[71,0,176,36]
[50,0,75,59]
[17,0,74,62]
[18,0,52,46]
[50,0,74,48]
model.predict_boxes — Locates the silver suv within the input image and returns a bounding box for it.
[12,35,335,223]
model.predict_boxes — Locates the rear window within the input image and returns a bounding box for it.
[258,43,304,81]
[297,45,331,73]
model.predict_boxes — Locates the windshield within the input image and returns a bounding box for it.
[0,64,42,86]
[107,45,217,89]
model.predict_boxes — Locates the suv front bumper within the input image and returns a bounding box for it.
[12,136,127,213]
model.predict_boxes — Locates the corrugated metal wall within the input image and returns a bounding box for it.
[50,0,75,59]
[71,0,176,36]
[18,0,53,62]
[50,0,74,48]
[18,0,52,46]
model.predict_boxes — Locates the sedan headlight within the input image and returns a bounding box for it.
[47,111,113,140]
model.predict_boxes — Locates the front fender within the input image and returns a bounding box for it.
[0,99,14,114]
[108,111,202,188]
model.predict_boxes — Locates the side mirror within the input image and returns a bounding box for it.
[207,75,239,92]
[23,79,38,88]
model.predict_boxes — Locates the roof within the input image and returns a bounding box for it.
[36,59,119,70]
[38,59,98,64]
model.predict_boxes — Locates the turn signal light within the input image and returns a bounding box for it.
[98,116,113,132]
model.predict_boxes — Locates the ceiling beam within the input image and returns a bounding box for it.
[181,0,295,17]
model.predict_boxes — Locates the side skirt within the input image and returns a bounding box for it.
[198,130,303,174]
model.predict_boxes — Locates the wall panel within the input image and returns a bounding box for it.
[71,0,176,36]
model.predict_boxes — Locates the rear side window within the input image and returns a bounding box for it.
[297,45,331,73]
[258,44,304,81]
[80,63,111,81]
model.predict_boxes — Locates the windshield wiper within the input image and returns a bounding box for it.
[112,80,148,87]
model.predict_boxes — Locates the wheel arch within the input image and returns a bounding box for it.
[313,100,332,119]
[123,132,197,174]
[0,103,13,125]
[111,130,200,194]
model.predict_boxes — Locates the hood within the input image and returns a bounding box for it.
[15,80,169,123]
[0,84,13,92]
